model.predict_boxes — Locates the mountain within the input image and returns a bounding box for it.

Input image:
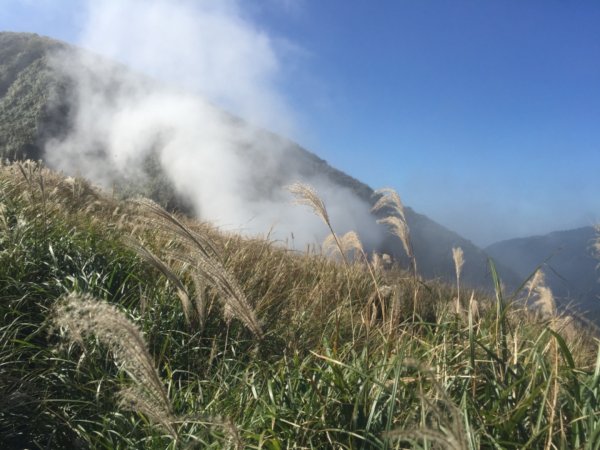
[0,31,520,289]
[486,227,600,320]
[0,32,69,161]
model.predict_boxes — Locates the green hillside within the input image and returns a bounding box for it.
[1,160,599,449]
[0,32,69,160]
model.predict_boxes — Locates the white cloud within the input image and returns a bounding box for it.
[44,0,384,251]
[78,0,294,135]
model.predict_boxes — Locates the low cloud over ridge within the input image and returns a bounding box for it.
[45,0,384,249]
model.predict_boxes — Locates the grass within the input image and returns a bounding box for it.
[1,160,600,449]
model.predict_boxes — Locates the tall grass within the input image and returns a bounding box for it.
[51,293,177,438]
[1,161,600,449]
[129,198,263,338]
[452,246,464,313]
[372,188,417,278]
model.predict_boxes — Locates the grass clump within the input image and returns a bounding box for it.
[1,161,600,449]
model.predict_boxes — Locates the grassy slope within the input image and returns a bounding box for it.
[1,161,599,449]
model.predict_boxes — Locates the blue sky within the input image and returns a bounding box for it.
[1,0,599,245]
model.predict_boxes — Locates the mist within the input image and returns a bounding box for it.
[44,0,384,250]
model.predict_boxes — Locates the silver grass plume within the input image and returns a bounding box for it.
[51,293,177,437]
[372,252,383,271]
[371,253,392,271]
[372,188,407,222]
[371,188,417,276]
[132,199,263,339]
[287,182,330,226]
[376,216,411,259]
[287,182,349,266]
[525,269,556,318]
[525,268,544,307]
[127,239,196,326]
[452,247,465,313]
[323,231,364,261]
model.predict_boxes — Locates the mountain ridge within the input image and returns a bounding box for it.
[486,226,599,320]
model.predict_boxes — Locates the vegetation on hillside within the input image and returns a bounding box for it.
[1,161,599,449]
[0,32,68,160]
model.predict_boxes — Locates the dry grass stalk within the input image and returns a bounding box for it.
[525,269,545,306]
[323,231,363,261]
[371,188,417,276]
[191,272,208,330]
[371,252,383,272]
[371,188,407,221]
[133,200,263,339]
[371,253,392,273]
[287,182,350,268]
[389,287,403,331]
[536,285,556,318]
[51,293,177,437]
[372,188,419,319]
[127,238,195,325]
[377,216,411,260]
[452,247,464,313]
[287,182,330,226]
[135,198,220,259]
[169,247,262,337]
[468,291,479,321]
[526,270,556,318]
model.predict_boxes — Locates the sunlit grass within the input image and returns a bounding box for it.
[1,161,599,449]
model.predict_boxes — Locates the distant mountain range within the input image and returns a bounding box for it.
[2,31,597,307]
[487,227,600,321]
